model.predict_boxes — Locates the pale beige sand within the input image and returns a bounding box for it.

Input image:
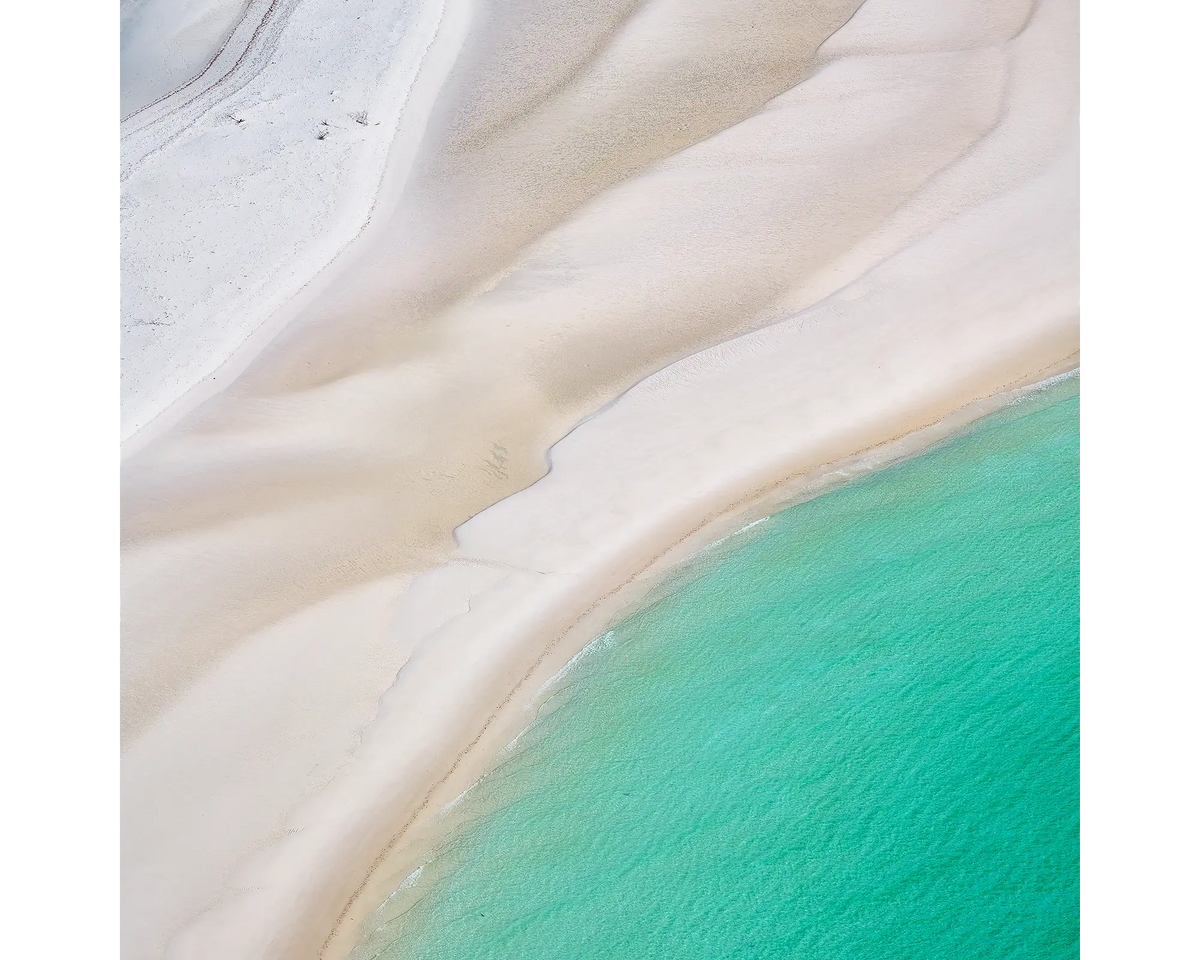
[121,0,1079,957]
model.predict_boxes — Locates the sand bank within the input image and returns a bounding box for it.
[121,0,1078,956]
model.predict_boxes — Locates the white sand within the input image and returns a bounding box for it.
[120,0,249,116]
[120,0,465,441]
[121,0,1079,957]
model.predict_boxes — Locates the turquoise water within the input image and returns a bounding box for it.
[357,377,1079,960]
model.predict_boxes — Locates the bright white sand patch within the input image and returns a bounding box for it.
[120,0,464,442]
[120,0,249,116]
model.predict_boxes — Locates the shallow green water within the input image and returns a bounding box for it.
[357,377,1079,960]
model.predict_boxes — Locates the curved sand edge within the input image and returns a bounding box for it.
[325,356,1080,960]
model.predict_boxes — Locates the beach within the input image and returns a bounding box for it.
[120,0,1079,957]
[342,375,1080,960]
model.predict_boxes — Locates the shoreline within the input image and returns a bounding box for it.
[120,0,1079,956]
[129,281,1079,959]
[321,354,1080,960]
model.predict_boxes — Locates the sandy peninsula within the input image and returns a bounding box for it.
[121,0,1078,957]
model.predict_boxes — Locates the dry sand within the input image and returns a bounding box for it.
[121,0,1079,957]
